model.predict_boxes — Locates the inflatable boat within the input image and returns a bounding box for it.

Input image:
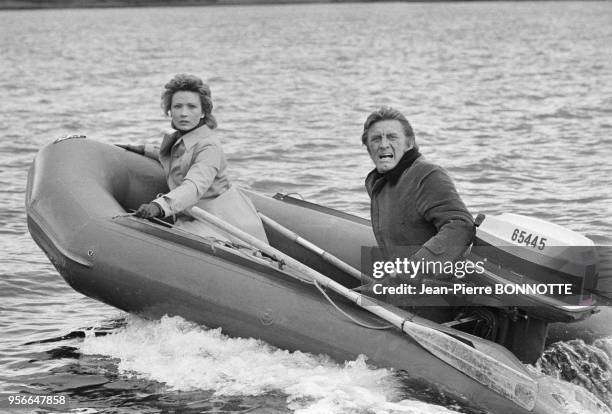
[26,137,610,414]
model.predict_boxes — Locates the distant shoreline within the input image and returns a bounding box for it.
[1,0,595,10]
[2,0,582,11]
[0,0,392,10]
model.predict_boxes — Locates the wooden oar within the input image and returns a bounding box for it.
[258,212,373,284]
[189,206,538,411]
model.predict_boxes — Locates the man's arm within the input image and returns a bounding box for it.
[412,168,475,270]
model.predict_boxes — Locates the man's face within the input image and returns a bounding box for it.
[366,120,411,173]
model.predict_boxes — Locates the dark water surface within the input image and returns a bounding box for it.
[1,2,611,413]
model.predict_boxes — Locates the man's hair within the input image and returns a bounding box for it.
[361,106,416,149]
[161,74,217,129]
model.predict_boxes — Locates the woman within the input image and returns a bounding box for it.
[119,73,268,243]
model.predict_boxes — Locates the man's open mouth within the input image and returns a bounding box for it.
[379,154,393,160]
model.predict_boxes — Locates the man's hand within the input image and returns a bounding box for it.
[134,203,162,218]
[116,144,145,155]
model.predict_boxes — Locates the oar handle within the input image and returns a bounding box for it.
[188,207,393,320]
[257,213,373,284]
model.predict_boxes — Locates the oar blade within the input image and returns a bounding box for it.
[404,321,537,411]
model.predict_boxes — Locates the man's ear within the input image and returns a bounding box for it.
[406,138,414,150]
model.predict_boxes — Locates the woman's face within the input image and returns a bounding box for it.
[170,91,203,131]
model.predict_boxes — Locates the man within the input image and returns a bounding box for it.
[362,106,474,287]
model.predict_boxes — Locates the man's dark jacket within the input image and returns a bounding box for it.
[365,149,475,274]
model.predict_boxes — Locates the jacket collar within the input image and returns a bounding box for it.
[160,123,211,155]
[366,147,421,194]
[180,124,211,149]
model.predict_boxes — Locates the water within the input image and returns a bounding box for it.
[1,2,611,413]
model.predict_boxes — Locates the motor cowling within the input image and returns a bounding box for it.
[472,213,600,297]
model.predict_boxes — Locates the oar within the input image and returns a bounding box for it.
[189,206,538,411]
[257,212,373,284]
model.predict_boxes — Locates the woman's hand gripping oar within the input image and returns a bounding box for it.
[189,206,538,411]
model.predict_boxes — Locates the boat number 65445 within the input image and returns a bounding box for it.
[511,229,547,250]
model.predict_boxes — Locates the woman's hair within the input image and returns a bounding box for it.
[361,106,416,149]
[161,74,217,129]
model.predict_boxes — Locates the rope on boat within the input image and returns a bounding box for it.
[314,280,393,330]
[119,211,395,328]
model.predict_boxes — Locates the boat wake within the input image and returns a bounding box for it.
[79,315,463,414]
[537,338,612,408]
[78,315,612,413]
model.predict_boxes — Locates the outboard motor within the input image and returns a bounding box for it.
[449,213,601,363]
